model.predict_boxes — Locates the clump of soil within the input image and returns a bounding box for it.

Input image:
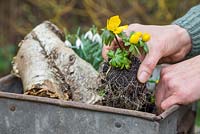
[99,56,155,113]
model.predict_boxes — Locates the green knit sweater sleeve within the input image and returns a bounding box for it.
[173,4,200,58]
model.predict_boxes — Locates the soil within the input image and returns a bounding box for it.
[99,56,155,113]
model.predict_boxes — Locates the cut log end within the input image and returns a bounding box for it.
[24,80,70,100]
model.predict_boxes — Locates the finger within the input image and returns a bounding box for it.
[102,45,113,60]
[159,56,180,64]
[102,38,124,60]
[159,49,187,64]
[158,57,174,64]
[124,23,143,36]
[161,95,179,110]
[138,54,145,61]
[113,37,124,49]
[155,85,164,108]
[137,50,162,83]
[155,82,166,110]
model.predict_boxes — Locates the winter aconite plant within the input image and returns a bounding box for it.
[99,15,156,112]
[101,15,150,69]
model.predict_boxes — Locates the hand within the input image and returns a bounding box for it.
[156,55,200,111]
[102,24,192,83]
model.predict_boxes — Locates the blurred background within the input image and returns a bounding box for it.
[0,0,199,76]
[0,0,199,128]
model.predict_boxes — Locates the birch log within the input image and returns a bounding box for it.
[12,21,102,104]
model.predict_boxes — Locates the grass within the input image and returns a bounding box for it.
[0,45,16,76]
[196,101,200,126]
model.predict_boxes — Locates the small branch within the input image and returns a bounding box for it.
[114,35,122,49]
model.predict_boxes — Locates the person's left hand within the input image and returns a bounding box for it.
[156,55,200,111]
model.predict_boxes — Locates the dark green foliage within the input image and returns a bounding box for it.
[0,45,16,75]
[65,26,103,70]
[101,29,115,46]
[107,48,131,69]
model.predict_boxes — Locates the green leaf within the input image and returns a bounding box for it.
[124,42,130,46]
[76,27,81,36]
[108,48,131,69]
[123,50,129,57]
[139,40,145,47]
[134,46,141,55]
[101,29,115,45]
[148,79,157,83]
[123,56,131,69]
[150,96,155,104]
[69,27,104,70]
[90,25,98,34]
[125,64,130,69]
[129,45,135,53]
[118,32,123,37]
[107,50,115,58]
[143,43,149,53]
[115,48,122,55]
[130,31,135,36]
[116,48,122,53]
[98,89,106,97]
[112,59,117,67]
[119,32,129,42]
[115,55,122,67]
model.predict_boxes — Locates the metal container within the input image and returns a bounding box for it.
[0,75,195,134]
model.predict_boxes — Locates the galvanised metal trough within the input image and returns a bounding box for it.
[0,75,195,134]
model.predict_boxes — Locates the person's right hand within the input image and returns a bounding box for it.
[102,24,192,83]
[155,55,200,111]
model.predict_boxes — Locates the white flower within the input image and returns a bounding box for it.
[75,38,83,49]
[92,33,102,44]
[84,30,93,40]
[64,40,72,47]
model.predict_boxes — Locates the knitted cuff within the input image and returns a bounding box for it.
[172,4,200,58]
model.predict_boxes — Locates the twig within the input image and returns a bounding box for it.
[106,66,112,76]
[114,35,122,49]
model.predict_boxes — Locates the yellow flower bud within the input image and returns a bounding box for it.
[142,33,151,42]
[129,34,140,44]
[135,32,142,37]
[155,80,159,84]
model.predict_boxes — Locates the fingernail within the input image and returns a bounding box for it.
[138,71,149,83]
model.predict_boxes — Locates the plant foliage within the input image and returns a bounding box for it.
[64,26,103,70]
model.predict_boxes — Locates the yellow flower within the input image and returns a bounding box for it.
[142,33,151,42]
[129,34,140,44]
[135,32,142,37]
[107,15,128,34]
[155,80,159,84]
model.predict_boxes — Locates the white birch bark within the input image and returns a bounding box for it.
[12,21,102,104]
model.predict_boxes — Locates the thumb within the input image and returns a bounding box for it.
[102,45,110,60]
[137,51,161,83]
[161,95,179,110]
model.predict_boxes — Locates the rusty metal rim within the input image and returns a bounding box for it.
[0,74,181,121]
[158,105,180,119]
[0,91,161,121]
[0,74,14,83]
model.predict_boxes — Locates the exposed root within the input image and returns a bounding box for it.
[99,57,155,112]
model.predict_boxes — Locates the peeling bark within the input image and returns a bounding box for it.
[12,21,102,104]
